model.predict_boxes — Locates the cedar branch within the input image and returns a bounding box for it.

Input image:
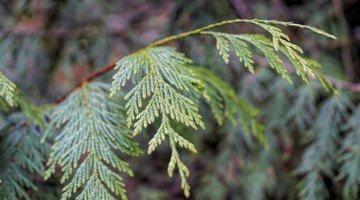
[54,19,357,103]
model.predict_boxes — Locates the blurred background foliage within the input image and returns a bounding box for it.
[0,0,360,199]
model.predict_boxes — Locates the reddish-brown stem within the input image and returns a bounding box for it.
[327,77,360,92]
[55,61,116,103]
[54,53,360,104]
[54,19,254,104]
[53,19,358,104]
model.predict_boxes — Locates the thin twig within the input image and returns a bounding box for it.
[55,19,253,103]
[55,62,116,103]
[332,0,355,81]
[327,77,360,92]
[54,19,359,104]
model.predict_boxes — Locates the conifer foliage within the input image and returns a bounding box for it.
[0,72,16,107]
[205,20,336,92]
[338,105,360,200]
[0,114,48,200]
[191,67,265,143]
[108,19,335,197]
[297,94,352,200]
[110,47,206,197]
[45,83,142,200]
[1,16,342,199]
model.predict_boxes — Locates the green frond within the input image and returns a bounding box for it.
[209,32,255,72]
[285,85,317,130]
[0,72,44,125]
[148,116,197,155]
[296,94,352,200]
[205,31,336,93]
[45,82,142,200]
[198,19,336,93]
[0,72,16,107]
[15,94,45,127]
[191,67,265,145]
[196,175,226,200]
[213,34,230,64]
[242,147,276,200]
[111,47,204,197]
[244,165,275,200]
[205,32,292,83]
[109,19,336,198]
[0,114,48,200]
[338,107,360,200]
[251,19,337,39]
[168,131,192,197]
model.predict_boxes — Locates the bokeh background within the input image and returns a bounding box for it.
[1,0,359,199]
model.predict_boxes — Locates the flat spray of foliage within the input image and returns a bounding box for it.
[1,19,336,199]
[44,83,142,200]
[0,114,51,200]
[0,72,16,107]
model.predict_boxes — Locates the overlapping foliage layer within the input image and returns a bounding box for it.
[0,114,51,200]
[1,6,358,199]
[106,19,336,198]
[0,72,16,107]
[45,83,142,200]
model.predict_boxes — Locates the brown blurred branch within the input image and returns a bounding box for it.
[1,2,152,38]
[0,28,125,38]
[54,61,116,103]
[271,0,292,20]
[327,77,360,92]
[332,0,355,82]
[229,0,251,19]
[325,37,357,49]
[55,52,360,104]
